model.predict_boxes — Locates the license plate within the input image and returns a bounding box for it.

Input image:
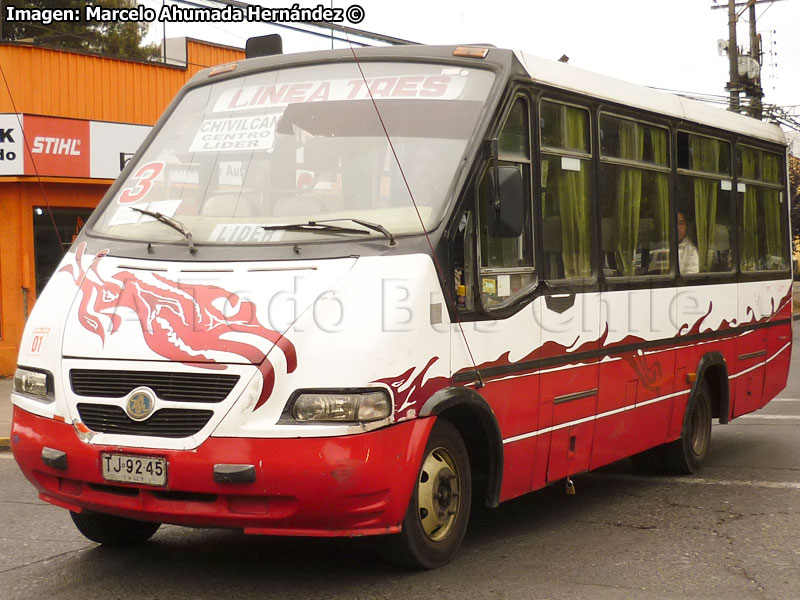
[101,453,167,486]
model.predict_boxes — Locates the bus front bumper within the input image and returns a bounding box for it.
[11,406,434,537]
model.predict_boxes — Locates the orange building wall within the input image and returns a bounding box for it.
[0,182,107,372]
[0,39,243,124]
[0,40,245,374]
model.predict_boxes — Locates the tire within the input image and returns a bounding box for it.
[383,420,471,569]
[70,510,161,546]
[662,380,713,474]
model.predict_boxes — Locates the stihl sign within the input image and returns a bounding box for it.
[23,115,90,176]
[31,136,82,156]
[0,114,149,178]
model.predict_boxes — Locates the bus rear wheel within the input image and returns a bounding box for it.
[663,380,712,474]
[383,420,471,569]
[70,510,161,545]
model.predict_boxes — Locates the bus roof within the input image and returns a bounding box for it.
[514,50,786,146]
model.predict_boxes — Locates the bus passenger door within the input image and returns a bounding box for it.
[533,98,599,487]
[538,290,600,486]
[733,280,770,416]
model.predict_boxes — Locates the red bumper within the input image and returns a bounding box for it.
[11,406,434,537]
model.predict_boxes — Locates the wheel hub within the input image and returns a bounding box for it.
[417,447,461,541]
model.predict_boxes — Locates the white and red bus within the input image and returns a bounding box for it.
[11,44,793,568]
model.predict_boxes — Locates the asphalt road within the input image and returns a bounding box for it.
[1,327,799,600]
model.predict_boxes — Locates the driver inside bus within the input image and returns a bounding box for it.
[678,211,699,274]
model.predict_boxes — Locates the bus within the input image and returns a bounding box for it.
[10,44,793,569]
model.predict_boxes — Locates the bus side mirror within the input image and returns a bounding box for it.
[483,165,525,238]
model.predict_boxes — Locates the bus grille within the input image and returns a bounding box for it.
[76,403,214,438]
[70,370,239,403]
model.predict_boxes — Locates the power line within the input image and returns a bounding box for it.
[206,0,416,46]
[165,0,372,47]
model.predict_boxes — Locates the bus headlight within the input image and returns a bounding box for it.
[13,367,53,401]
[289,390,392,423]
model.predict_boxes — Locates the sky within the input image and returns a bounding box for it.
[140,0,800,147]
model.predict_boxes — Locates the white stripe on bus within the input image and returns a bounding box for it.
[503,389,690,445]
[502,341,791,445]
[729,340,791,379]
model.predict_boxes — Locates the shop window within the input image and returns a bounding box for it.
[34,207,92,295]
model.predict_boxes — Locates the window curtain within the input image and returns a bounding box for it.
[740,147,758,271]
[762,153,784,268]
[614,121,644,276]
[651,130,670,273]
[545,105,592,279]
[691,137,719,272]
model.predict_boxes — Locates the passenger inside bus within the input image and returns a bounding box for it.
[677,211,699,274]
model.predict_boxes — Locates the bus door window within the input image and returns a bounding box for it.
[539,100,593,282]
[476,96,534,310]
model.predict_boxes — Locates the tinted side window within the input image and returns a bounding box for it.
[738,146,789,272]
[599,115,671,278]
[676,134,734,275]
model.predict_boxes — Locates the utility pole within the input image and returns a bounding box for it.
[727,0,740,112]
[712,0,783,116]
[747,1,763,118]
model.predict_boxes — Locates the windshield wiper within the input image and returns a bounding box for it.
[262,219,396,246]
[130,207,196,254]
[314,218,396,246]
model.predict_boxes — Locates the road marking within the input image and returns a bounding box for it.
[738,415,800,420]
[773,398,800,402]
[594,473,800,491]
[0,453,15,460]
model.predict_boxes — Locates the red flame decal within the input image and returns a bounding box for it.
[374,357,449,417]
[60,243,296,408]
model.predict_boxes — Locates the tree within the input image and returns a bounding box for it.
[1,0,160,61]
[790,154,800,262]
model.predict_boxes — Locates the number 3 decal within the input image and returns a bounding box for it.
[118,161,165,205]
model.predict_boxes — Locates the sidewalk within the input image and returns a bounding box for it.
[1,376,11,449]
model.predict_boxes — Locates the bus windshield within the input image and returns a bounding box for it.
[91,61,495,245]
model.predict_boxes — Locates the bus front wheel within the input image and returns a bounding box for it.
[663,380,712,474]
[70,510,161,545]
[384,419,471,569]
